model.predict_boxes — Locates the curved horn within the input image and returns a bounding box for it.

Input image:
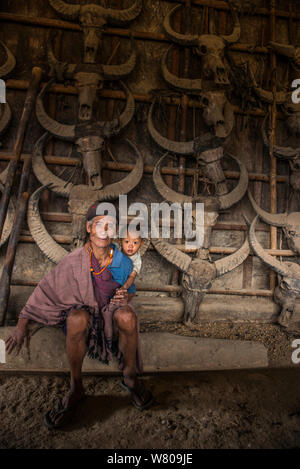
[28,185,68,264]
[32,132,72,197]
[151,237,191,273]
[98,139,143,200]
[268,41,296,59]
[47,39,76,81]
[163,5,198,46]
[153,153,193,204]
[218,154,248,210]
[0,103,12,135]
[115,81,135,131]
[0,41,16,77]
[102,0,142,24]
[214,235,249,277]
[102,47,136,80]
[248,188,287,227]
[148,101,195,155]
[161,48,202,92]
[139,237,151,257]
[220,7,240,44]
[0,182,15,248]
[49,0,80,19]
[36,80,76,141]
[248,64,287,104]
[254,86,287,105]
[261,115,300,159]
[249,215,289,277]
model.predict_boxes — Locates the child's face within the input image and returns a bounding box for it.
[121,233,143,256]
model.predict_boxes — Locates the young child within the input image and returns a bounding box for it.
[118,228,144,291]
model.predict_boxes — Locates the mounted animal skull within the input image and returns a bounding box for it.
[152,234,249,323]
[248,189,300,256]
[153,151,248,252]
[249,65,300,194]
[248,215,300,328]
[47,37,137,122]
[33,80,142,253]
[28,135,143,262]
[36,79,134,189]
[163,3,240,86]
[49,0,142,64]
[148,98,233,167]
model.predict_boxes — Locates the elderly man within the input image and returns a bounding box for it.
[5,201,153,429]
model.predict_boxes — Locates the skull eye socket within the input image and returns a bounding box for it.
[199,45,208,55]
[202,97,209,106]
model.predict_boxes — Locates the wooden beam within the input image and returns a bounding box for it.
[0,151,290,183]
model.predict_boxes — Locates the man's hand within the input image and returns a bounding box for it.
[110,288,129,306]
[5,319,29,356]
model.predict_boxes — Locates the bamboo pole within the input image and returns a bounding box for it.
[7,276,275,298]
[14,228,294,256]
[0,150,290,183]
[0,192,30,326]
[269,0,277,292]
[6,79,286,119]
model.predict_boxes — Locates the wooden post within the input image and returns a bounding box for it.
[269,0,277,292]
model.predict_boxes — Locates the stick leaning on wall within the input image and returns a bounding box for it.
[0,67,43,326]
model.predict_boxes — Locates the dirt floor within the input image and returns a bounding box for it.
[1,367,300,449]
[1,320,300,449]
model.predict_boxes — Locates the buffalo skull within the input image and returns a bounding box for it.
[153,150,248,253]
[248,189,300,256]
[249,215,300,328]
[250,64,300,194]
[47,36,137,122]
[32,81,143,254]
[163,3,240,86]
[49,0,142,64]
[28,135,143,262]
[152,234,249,323]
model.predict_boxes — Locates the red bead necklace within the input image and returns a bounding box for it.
[90,248,113,276]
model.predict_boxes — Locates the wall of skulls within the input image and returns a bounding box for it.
[0,0,299,324]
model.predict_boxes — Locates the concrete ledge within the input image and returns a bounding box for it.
[0,327,268,372]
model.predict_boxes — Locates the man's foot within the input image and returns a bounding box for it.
[121,378,154,411]
[44,387,86,429]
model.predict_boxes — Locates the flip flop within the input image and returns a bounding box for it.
[120,379,154,411]
[44,396,86,430]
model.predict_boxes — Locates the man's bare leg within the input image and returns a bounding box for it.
[114,306,152,408]
[114,306,138,388]
[47,308,88,425]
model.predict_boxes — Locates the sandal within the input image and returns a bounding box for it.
[44,396,86,429]
[121,379,154,411]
